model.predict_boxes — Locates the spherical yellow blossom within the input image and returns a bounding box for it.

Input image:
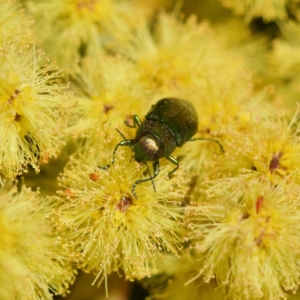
[26,0,148,66]
[213,18,270,81]
[219,106,300,185]
[186,177,300,300]
[271,22,300,79]
[269,21,300,109]
[220,0,291,21]
[0,44,75,178]
[56,147,187,289]
[120,12,261,95]
[0,182,76,300]
[0,0,33,46]
[68,55,154,148]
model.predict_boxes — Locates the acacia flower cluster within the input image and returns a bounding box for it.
[0,0,74,179]
[0,182,76,300]
[220,0,297,21]
[26,0,148,67]
[0,0,76,298]
[67,55,152,144]
[0,45,74,178]
[187,177,300,299]
[56,149,187,290]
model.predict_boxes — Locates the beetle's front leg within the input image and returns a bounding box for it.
[98,139,132,170]
[125,115,142,128]
[166,155,179,178]
[132,161,160,198]
[189,137,224,153]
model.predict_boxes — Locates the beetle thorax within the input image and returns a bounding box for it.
[133,134,163,162]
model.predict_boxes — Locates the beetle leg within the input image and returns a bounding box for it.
[98,139,132,170]
[132,161,160,198]
[166,155,179,178]
[125,115,142,128]
[144,162,156,193]
[189,137,224,153]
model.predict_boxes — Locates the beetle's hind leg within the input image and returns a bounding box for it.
[166,155,179,178]
[125,115,142,128]
[132,161,160,198]
[98,139,132,170]
[189,137,224,153]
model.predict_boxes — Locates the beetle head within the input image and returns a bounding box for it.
[133,134,163,162]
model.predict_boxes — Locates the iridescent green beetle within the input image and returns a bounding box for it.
[100,98,223,198]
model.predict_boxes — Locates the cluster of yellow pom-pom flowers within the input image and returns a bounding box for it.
[2,0,300,299]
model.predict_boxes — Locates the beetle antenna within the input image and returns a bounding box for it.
[115,128,127,140]
[145,162,156,193]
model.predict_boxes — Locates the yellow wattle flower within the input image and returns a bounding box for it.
[56,148,187,289]
[67,55,153,147]
[223,107,300,186]
[220,0,289,21]
[187,177,300,300]
[27,0,148,66]
[0,44,75,178]
[0,0,33,46]
[0,182,76,300]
